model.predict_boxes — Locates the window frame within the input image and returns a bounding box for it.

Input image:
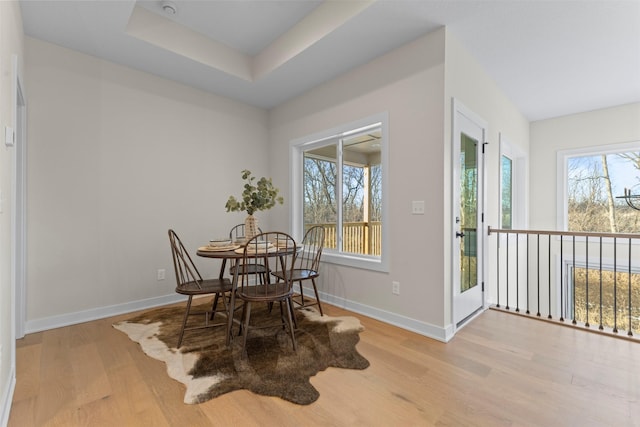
[290,112,389,272]
[499,133,528,230]
[556,140,640,233]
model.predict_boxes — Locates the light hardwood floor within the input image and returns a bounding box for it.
[9,303,640,426]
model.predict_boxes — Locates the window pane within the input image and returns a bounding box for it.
[501,155,513,229]
[341,130,382,255]
[303,146,337,249]
[460,133,478,291]
[567,151,640,233]
[370,163,382,255]
[573,267,640,334]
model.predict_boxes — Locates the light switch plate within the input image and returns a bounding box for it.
[4,127,14,147]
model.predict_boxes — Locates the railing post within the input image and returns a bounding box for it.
[506,232,510,310]
[496,231,500,308]
[548,233,552,320]
[599,237,604,331]
[537,234,541,317]
[572,236,576,325]
[516,232,520,313]
[365,222,370,255]
[526,234,530,315]
[559,236,564,322]
[614,237,618,333]
[628,238,633,337]
[585,235,590,327]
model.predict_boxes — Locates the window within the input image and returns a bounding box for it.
[501,155,513,229]
[499,134,527,229]
[291,113,388,271]
[557,142,640,233]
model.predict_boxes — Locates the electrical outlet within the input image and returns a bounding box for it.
[157,269,165,281]
[412,200,425,215]
[392,281,400,295]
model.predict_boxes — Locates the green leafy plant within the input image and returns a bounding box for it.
[225,169,284,215]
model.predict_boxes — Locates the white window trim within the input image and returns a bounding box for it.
[289,112,389,272]
[556,140,640,232]
[560,254,640,321]
[499,133,528,230]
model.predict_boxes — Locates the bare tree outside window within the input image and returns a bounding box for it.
[303,156,337,225]
[567,151,640,233]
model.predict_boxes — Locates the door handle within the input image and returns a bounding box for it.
[456,231,465,238]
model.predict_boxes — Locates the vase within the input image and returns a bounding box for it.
[245,214,259,240]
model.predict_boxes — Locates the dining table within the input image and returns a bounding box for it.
[196,241,297,346]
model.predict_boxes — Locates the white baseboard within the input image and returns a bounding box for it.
[24,294,185,334]
[300,285,453,343]
[24,286,454,343]
[1,367,15,427]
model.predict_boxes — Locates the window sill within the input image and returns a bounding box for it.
[321,251,388,273]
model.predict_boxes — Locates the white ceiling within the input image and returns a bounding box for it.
[20,0,640,121]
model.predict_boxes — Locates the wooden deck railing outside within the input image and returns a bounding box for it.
[306,221,381,255]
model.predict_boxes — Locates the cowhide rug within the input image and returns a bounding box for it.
[113,300,369,405]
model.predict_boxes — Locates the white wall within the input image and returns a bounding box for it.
[0,2,24,424]
[443,31,530,327]
[24,37,274,331]
[269,29,450,339]
[530,103,640,229]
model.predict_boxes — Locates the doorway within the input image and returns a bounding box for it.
[452,100,487,326]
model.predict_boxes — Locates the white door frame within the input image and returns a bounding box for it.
[12,54,27,339]
[452,98,487,328]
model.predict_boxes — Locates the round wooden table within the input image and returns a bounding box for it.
[197,246,296,346]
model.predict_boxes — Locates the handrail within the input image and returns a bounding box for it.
[487,226,639,339]
[488,226,640,240]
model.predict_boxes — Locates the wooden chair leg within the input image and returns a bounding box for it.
[310,278,323,316]
[278,301,286,329]
[238,300,247,337]
[209,293,220,321]
[298,281,306,306]
[177,295,193,348]
[284,298,297,352]
[241,301,252,359]
[288,297,298,329]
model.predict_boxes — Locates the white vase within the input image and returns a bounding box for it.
[245,214,259,240]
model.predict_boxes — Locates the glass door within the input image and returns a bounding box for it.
[459,133,478,294]
[453,100,486,326]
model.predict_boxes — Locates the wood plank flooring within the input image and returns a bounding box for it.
[9,303,640,426]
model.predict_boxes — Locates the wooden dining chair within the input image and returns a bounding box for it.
[237,232,297,359]
[228,223,263,243]
[228,223,267,281]
[272,225,325,315]
[168,229,233,348]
